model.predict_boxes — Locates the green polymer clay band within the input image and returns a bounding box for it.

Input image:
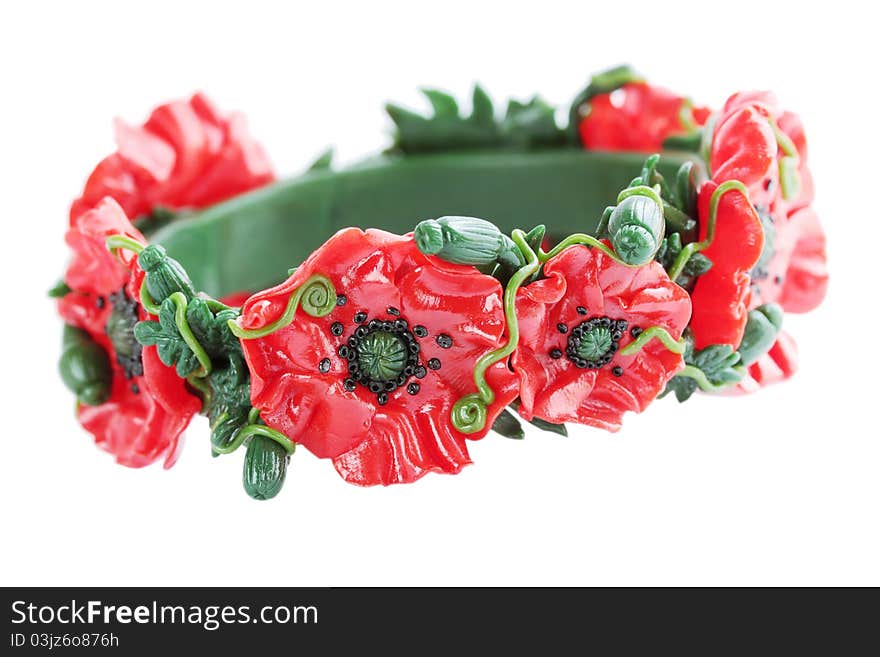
[150,149,701,298]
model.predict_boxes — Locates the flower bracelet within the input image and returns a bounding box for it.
[52,66,828,500]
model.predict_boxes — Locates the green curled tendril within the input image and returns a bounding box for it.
[676,364,746,393]
[667,179,752,281]
[211,422,296,456]
[228,274,337,339]
[105,234,145,258]
[616,184,663,208]
[619,326,686,356]
[451,229,540,434]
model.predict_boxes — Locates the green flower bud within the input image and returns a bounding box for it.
[243,435,289,501]
[138,244,196,303]
[414,216,523,268]
[607,195,665,266]
[59,325,112,406]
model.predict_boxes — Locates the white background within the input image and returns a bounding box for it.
[1,1,877,586]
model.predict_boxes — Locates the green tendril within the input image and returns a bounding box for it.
[105,234,145,257]
[667,179,752,281]
[228,274,336,340]
[451,229,540,434]
[619,326,686,356]
[676,364,745,393]
[212,422,295,456]
[139,283,163,316]
[167,291,212,377]
[185,375,211,409]
[539,234,636,267]
[768,117,801,201]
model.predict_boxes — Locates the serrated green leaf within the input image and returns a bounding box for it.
[684,253,713,277]
[186,298,240,357]
[501,96,564,148]
[133,298,200,377]
[207,353,253,452]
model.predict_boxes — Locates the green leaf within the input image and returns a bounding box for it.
[501,97,564,148]
[423,88,460,117]
[470,85,495,126]
[386,86,563,154]
[206,353,253,453]
[492,409,525,440]
[48,280,71,298]
[663,332,743,403]
[684,253,713,277]
[526,415,568,437]
[307,148,333,172]
[186,297,240,357]
[133,298,200,378]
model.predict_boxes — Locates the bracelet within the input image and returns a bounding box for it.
[53,66,828,499]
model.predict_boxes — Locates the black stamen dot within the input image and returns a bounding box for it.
[318,358,331,373]
[336,295,348,306]
[427,358,441,370]
[612,366,624,377]
[354,311,367,323]
[436,334,453,349]
[557,323,568,334]
[387,306,400,316]
[330,322,344,336]
[413,325,428,338]
[576,306,587,315]
[343,378,357,391]
[96,296,106,309]
[414,366,427,379]
[630,327,643,338]
[407,383,420,395]
[338,345,349,358]
[549,348,562,359]
[369,381,383,393]
[130,383,139,394]
[377,392,388,406]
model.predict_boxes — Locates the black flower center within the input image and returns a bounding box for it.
[565,317,627,369]
[105,287,143,379]
[336,317,431,404]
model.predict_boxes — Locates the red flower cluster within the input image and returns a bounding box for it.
[58,95,275,467]
[578,82,828,392]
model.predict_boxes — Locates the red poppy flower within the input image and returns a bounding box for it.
[578,82,710,152]
[69,93,274,223]
[512,243,691,431]
[58,198,200,467]
[237,228,518,486]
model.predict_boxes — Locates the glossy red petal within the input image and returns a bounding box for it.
[514,244,689,429]
[689,181,763,349]
[778,207,828,313]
